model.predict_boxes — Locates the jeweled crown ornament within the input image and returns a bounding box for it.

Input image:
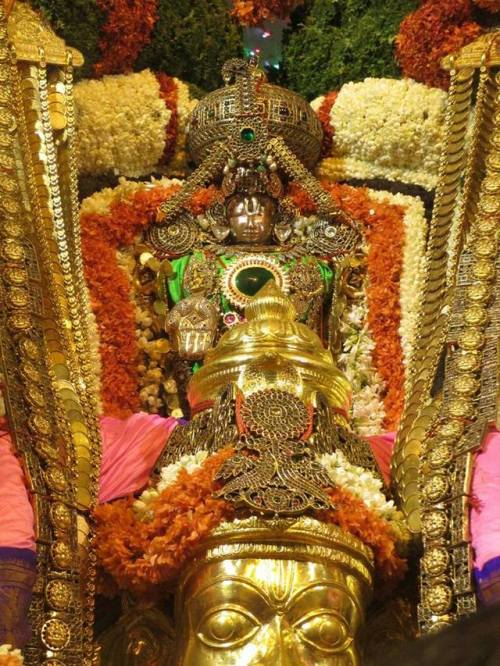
[186,57,323,170]
[154,58,360,255]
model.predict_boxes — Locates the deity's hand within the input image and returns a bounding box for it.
[166,295,218,361]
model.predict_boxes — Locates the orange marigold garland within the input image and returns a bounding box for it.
[317,91,338,157]
[288,181,406,430]
[94,448,406,596]
[94,448,235,594]
[94,0,159,77]
[396,0,483,90]
[81,183,180,417]
[473,0,500,11]
[231,0,305,26]
[156,73,179,165]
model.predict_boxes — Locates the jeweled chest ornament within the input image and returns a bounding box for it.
[221,254,290,309]
[215,388,335,516]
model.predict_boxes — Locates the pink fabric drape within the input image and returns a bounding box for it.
[98,412,177,503]
[0,422,35,551]
[0,413,177,550]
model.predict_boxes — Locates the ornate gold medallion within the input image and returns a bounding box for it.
[221,254,289,309]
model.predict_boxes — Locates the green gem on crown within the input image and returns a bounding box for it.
[240,127,256,143]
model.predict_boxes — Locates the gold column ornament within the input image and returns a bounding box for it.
[0,3,101,665]
[392,33,499,534]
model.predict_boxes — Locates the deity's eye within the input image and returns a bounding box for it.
[197,606,260,649]
[294,611,350,654]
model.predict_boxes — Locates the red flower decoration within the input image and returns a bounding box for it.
[396,0,483,90]
[94,0,159,77]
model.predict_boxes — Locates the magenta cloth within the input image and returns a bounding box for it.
[0,413,177,550]
[365,432,395,485]
[0,422,35,551]
[471,429,500,570]
[98,412,177,503]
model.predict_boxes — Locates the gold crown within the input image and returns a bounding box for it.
[186,58,323,170]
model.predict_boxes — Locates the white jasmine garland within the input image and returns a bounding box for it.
[133,450,209,520]
[338,295,386,436]
[318,450,397,521]
[75,70,171,178]
[317,77,447,190]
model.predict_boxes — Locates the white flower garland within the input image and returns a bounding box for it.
[338,296,386,436]
[133,448,395,524]
[0,644,23,664]
[367,190,427,376]
[317,77,447,190]
[75,70,171,178]
[318,450,396,521]
[133,450,209,520]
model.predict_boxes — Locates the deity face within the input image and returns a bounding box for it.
[227,194,276,245]
[175,557,365,666]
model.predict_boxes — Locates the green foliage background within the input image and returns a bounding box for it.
[29,0,105,78]
[281,0,419,99]
[136,0,241,93]
[28,0,241,91]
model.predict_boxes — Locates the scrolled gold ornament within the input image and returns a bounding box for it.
[239,388,310,440]
[452,374,479,397]
[41,618,71,650]
[454,352,480,374]
[463,305,488,327]
[465,283,491,304]
[471,258,495,281]
[472,237,496,259]
[428,444,453,468]
[45,466,68,493]
[0,239,25,264]
[46,579,73,610]
[7,311,32,331]
[6,286,29,308]
[435,420,465,441]
[478,193,500,214]
[425,584,453,615]
[445,397,473,419]
[423,474,450,503]
[50,502,72,531]
[421,510,448,540]
[29,413,52,437]
[457,328,485,351]
[51,541,72,570]
[3,264,28,285]
[422,546,450,576]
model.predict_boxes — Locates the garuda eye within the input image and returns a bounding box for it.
[197,606,260,649]
[295,611,351,654]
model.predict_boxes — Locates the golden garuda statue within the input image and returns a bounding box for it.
[0,2,498,665]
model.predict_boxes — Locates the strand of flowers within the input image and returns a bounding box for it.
[94,0,159,77]
[166,77,199,175]
[94,447,407,596]
[367,190,427,381]
[316,78,448,191]
[311,91,338,157]
[133,449,397,523]
[156,73,178,166]
[338,296,386,436]
[0,645,23,666]
[75,70,172,178]
[80,177,181,417]
[396,0,483,91]
[288,181,406,430]
[231,0,305,26]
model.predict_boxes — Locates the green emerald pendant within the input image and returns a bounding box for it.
[240,127,255,143]
[234,267,274,297]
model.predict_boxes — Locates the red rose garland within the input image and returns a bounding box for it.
[156,73,179,165]
[317,91,339,157]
